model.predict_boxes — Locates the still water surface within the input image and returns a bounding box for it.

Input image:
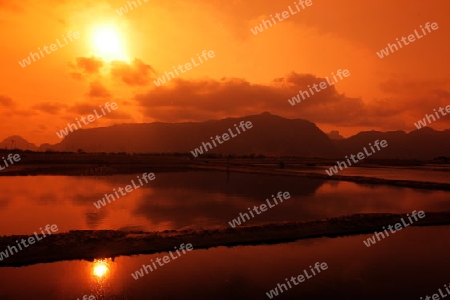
[0,226,448,299]
[0,171,449,235]
[291,165,450,183]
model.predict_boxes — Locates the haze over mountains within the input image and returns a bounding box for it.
[1,113,449,159]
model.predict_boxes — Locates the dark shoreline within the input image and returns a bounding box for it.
[1,212,450,267]
[193,165,450,191]
[0,160,450,191]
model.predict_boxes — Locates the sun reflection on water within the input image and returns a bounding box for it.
[91,258,112,280]
[89,258,114,298]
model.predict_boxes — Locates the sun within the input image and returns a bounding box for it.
[91,25,128,61]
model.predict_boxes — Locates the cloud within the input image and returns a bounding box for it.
[87,81,111,98]
[110,58,156,86]
[376,78,450,119]
[379,79,450,96]
[134,74,450,131]
[69,57,104,80]
[68,102,132,120]
[135,73,362,123]
[69,57,156,88]
[32,102,67,114]
[0,95,16,108]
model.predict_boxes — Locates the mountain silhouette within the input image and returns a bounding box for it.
[334,127,450,159]
[51,112,338,157]
[2,114,449,159]
[0,135,39,151]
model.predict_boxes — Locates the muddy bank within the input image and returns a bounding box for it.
[1,212,450,267]
[0,153,448,190]
[1,162,449,191]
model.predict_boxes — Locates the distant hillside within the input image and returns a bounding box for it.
[52,112,338,157]
[3,114,450,159]
[334,127,450,159]
[327,130,344,140]
[0,136,39,151]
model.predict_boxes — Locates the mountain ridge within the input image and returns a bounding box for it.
[1,113,449,159]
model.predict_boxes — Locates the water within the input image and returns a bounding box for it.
[0,171,449,235]
[290,165,450,183]
[0,226,448,299]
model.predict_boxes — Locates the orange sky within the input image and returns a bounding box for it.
[1,0,449,145]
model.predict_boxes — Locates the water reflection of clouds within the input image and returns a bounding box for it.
[1,172,449,235]
[36,193,58,205]
[131,172,325,229]
[85,211,106,228]
[0,196,9,210]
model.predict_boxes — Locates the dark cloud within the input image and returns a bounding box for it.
[432,89,450,99]
[69,102,131,120]
[135,73,362,123]
[110,58,155,86]
[69,57,155,87]
[0,95,16,108]
[69,57,104,80]
[87,81,111,98]
[32,102,67,114]
[12,109,37,116]
[134,74,450,130]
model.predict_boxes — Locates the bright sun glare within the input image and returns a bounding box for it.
[91,25,128,61]
[92,259,111,278]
